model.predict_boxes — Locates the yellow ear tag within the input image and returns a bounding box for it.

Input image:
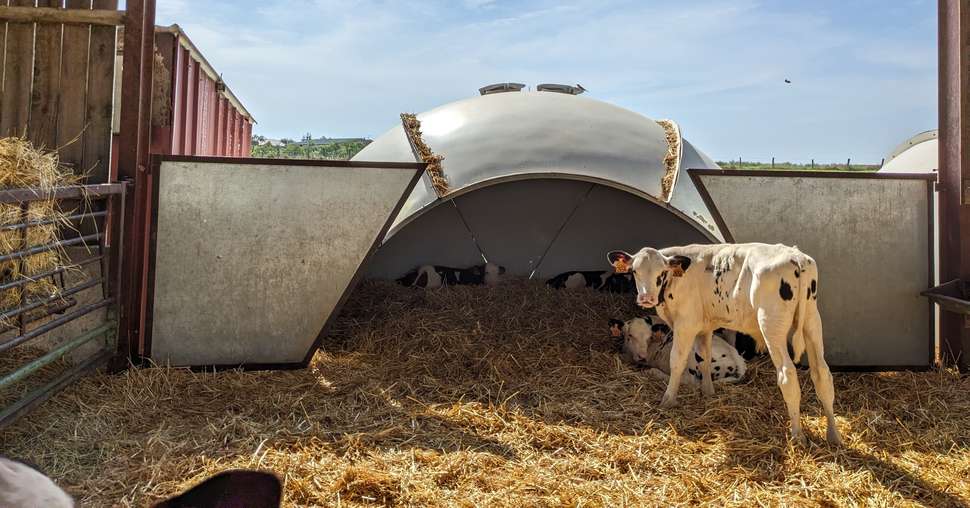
[613,258,630,273]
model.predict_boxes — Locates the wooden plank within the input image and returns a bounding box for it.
[57,0,93,171]
[28,0,63,149]
[0,6,124,26]
[81,0,117,183]
[0,0,35,139]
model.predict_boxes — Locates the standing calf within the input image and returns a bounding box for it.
[607,243,841,445]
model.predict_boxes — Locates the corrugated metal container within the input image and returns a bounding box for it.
[111,23,255,165]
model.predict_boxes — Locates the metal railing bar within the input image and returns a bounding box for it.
[0,184,125,204]
[0,255,104,294]
[0,233,101,264]
[0,322,114,389]
[0,349,111,430]
[0,210,107,232]
[0,278,102,323]
[0,298,114,354]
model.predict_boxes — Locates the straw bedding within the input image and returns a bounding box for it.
[656,119,680,202]
[1,280,969,507]
[401,113,448,196]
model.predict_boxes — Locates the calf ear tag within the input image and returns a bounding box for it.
[607,251,632,273]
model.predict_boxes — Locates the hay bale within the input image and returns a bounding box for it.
[0,137,83,326]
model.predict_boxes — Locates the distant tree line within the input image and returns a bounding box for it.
[250,133,372,160]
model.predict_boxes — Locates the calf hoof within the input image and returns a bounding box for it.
[659,394,678,409]
[827,427,843,446]
[791,432,807,447]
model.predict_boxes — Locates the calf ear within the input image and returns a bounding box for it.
[608,319,624,337]
[666,255,691,277]
[607,251,633,273]
[152,470,282,508]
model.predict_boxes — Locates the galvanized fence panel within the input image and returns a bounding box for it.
[0,183,125,428]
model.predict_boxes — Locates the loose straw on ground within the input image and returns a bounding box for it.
[1,280,968,507]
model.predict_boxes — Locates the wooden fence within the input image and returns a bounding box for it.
[0,1,121,184]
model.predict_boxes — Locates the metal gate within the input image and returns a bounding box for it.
[689,169,935,369]
[0,183,125,428]
[144,156,423,368]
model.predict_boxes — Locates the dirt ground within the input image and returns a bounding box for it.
[1,281,968,507]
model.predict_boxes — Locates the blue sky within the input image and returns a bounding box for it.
[154,0,937,163]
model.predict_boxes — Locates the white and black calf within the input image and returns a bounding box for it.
[0,456,282,507]
[607,243,841,445]
[546,270,635,294]
[609,316,746,385]
[397,262,506,289]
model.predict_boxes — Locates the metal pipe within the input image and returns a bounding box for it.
[0,349,111,429]
[0,184,124,204]
[0,298,114,353]
[0,277,102,323]
[0,233,101,264]
[0,255,104,294]
[0,322,114,389]
[0,210,107,232]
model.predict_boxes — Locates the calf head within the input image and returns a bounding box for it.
[484,262,507,286]
[607,249,691,308]
[607,317,654,362]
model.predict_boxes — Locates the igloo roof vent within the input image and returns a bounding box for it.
[479,82,526,95]
[536,83,586,95]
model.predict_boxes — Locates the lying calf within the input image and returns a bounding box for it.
[608,317,746,385]
[715,328,762,360]
[397,262,506,288]
[0,456,282,507]
[547,270,634,293]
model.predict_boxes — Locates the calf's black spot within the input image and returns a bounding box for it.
[714,366,720,371]
[779,279,794,301]
[811,279,817,294]
[694,352,703,363]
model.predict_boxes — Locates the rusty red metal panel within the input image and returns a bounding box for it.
[149,31,177,156]
[214,96,225,156]
[243,120,252,156]
[183,59,196,155]
[939,0,970,370]
[208,78,218,155]
[116,0,156,364]
[175,45,189,156]
[226,109,236,156]
[233,110,243,156]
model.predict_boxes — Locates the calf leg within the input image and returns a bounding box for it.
[758,308,804,445]
[699,330,715,396]
[805,309,842,445]
[660,326,700,409]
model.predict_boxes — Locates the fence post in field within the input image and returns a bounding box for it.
[771,157,774,168]
[847,158,851,169]
[811,159,815,169]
